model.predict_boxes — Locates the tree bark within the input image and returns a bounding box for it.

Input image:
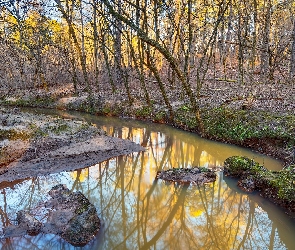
[290,18,295,78]
[114,0,123,86]
[126,33,151,105]
[145,50,174,121]
[237,6,244,84]
[100,29,116,92]
[251,0,258,71]
[260,0,271,79]
[92,0,99,87]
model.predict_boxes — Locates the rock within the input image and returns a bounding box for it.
[61,205,100,246]
[224,156,259,177]
[44,184,101,246]
[237,176,256,192]
[156,167,216,185]
[3,184,101,246]
[16,210,42,236]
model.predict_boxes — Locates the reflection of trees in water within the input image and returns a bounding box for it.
[92,155,287,249]
[0,123,290,249]
[0,177,68,249]
[184,180,288,250]
[0,188,11,233]
[0,161,289,249]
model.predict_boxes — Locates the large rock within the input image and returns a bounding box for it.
[223,156,261,177]
[4,184,100,246]
[44,184,101,246]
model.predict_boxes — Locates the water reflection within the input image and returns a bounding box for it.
[0,110,293,250]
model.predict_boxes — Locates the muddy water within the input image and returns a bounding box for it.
[0,109,294,250]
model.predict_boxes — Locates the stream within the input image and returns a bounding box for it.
[0,108,294,250]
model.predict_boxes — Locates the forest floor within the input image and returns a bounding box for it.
[1,79,294,166]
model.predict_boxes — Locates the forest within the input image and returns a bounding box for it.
[0,0,294,94]
[0,0,295,249]
[0,0,294,161]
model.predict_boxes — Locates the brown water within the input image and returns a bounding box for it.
[0,109,293,250]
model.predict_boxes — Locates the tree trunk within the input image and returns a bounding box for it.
[100,30,116,92]
[224,0,233,78]
[54,0,90,93]
[153,0,160,42]
[251,0,258,71]
[127,33,151,105]
[92,0,99,87]
[145,51,174,121]
[290,18,295,78]
[260,0,271,79]
[184,0,192,84]
[237,8,244,84]
[114,0,123,86]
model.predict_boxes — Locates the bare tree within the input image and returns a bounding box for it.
[290,18,295,78]
[260,0,272,79]
[54,0,91,93]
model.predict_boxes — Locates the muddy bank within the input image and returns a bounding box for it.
[0,108,144,182]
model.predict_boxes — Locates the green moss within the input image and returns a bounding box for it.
[174,105,198,130]
[135,106,152,118]
[4,96,56,108]
[66,96,98,114]
[102,105,111,115]
[180,104,190,112]
[224,156,260,176]
[75,202,90,215]
[76,102,95,114]
[269,166,295,200]
[47,123,69,134]
[198,167,210,173]
[154,110,166,123]
[202,107,295,145]
[0,129,31,140]
[32,128,49,138]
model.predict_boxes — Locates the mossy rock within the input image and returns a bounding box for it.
[0,129,31,140]
[61,205,100,246]
[269,167,295,201]
[156,167,216,185]
[224,156,295,214]
[224,156,261,177]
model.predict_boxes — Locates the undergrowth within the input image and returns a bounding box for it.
[202,107,295,147]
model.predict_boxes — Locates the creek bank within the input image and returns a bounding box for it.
[4,184,100,246]
[156,167,216,185]
[1,86,294,165]
[224,156,295,217]
[0,107,144,182]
